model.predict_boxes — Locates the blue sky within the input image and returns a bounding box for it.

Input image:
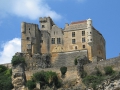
[0,0,120,64]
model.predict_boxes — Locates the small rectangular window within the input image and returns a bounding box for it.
[41,34,43,37]
[42,25,45,28]
[82,37,85,43]
[82,31,85,36]
[72,32,75,37]
[57,38,61,44]
[40,40,43,43]
[72,39,76,44]
[75,46,77,50]
[51,38,55,44]
[83,45,85,48]
[26,37,30,40]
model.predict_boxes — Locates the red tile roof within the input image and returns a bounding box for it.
[71,20,87,24]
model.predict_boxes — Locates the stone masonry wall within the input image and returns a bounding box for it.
[51,50,88,67]
[84,56,120,74]
[25,66,78,83]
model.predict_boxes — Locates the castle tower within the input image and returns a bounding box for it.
[21,22,40,55]
[39,17,55,33]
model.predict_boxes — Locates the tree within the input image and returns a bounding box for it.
[74,58,78,65]
[0,65,7,73]
[0,66,13,90]
[60,66,67,76]
[104,66,114,75]
[11,55,25,66]
[26,80,36,90]
[32,70,61,88]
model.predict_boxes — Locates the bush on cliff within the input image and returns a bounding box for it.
[0,65,7,73]
[0,65,13,90]
[95,67,102,76]
[11,55,25,66]
[32,70,61,88]
[60,66,67,76]
[26,80,36,90]
[74,58,78,65]
[104,66,115,75]
[83,75,103,89]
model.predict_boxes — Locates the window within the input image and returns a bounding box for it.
[40,40,43,43]
[75,46,77,50]
[82,31,85,36]
[26,37,30,40]
[27,44,31,49]
[72,39,76,44]
[57,38,61,44]
[82,37,85,43]
[72,32,75,37]
[83,45,85,48]
[41,34,43,37]
[51,38,55,44]
[42,25,45,28]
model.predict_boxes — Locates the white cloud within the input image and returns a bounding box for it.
[0,38,21,64]
[0,0,61,20]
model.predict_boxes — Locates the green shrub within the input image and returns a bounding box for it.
[0,65,7,73]
[74,58,78,65]
[32,71,60,88]
[81,70,87,78]
[95,67,102,76]
[104,66,114,75]
[26,80,36,90]
[83,75,103,89]
[11,55,25,66]
[60,66,67,75]
[0,67,13,90]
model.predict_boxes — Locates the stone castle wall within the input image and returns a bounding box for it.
[51,50,88,67]
[84,56,120,74]
[25,66,78,82]
[0,63,12,69]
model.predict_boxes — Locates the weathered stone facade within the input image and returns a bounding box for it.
[21,17,106,63]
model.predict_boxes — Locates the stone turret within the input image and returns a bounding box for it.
[87,18,93,46]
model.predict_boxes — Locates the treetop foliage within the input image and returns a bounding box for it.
[11,55,25,66]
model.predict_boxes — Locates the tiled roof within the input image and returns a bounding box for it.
[71,20,87,24]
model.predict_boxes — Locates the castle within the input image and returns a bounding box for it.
[21,17,106,67]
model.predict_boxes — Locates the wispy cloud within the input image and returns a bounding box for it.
[0,0,61,20]
[0,38,21,64]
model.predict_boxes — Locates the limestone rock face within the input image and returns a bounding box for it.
[12,63,26,90]
[77,55,89,76]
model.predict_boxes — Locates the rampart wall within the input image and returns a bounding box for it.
[51,50,88,67]
[25,66,78,83]
[0,63,12,69]
[84,56,120,74]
